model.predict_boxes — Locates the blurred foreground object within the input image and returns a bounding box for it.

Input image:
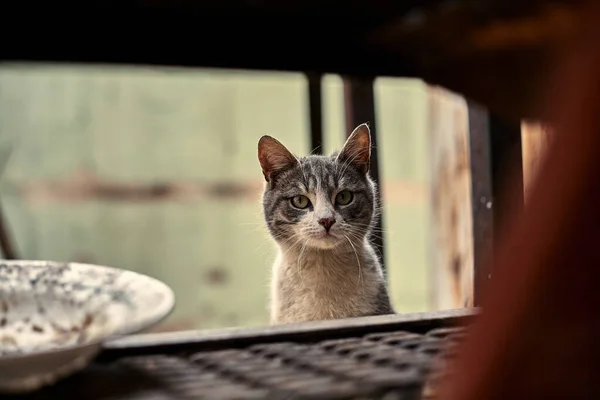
[440,2,600,399]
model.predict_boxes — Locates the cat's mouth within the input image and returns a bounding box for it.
[307,230,342,249]
[317,229,331,237]
[315,229,337,239]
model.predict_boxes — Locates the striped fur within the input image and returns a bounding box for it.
[258,124,395,324]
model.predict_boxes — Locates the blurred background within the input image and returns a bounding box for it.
[0,63,473,332]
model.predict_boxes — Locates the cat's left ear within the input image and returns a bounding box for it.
[337,123,371,175]
[258,135,299,184]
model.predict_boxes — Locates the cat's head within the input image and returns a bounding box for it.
[258,123,377,250]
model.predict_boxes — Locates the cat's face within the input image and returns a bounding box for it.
[258,124,377,250]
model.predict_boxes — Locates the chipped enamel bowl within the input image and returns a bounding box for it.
[0,260,175,393]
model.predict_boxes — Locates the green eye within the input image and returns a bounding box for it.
[335,190,353,205]
[291,195,311,209]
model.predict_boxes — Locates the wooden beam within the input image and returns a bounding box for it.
[428,87,474,309]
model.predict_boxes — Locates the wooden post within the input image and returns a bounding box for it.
[307,73,323,155]
[429,92,531,310]
[343,76,385,268]
[522,121,554,203]
[466,102,495,308]
[428,87,474,310]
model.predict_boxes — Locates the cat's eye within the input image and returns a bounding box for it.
[290,195,311,209]
[335,190,354,205]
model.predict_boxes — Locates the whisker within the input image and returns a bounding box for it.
[345,234,363,289]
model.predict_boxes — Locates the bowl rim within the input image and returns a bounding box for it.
[0,259,176,361]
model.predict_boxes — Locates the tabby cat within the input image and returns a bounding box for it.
[258,123,395,324]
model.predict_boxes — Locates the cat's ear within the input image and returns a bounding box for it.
[258,135,299,183]
[337,123,371,175]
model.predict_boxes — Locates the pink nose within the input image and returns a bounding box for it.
[318,217,336,232]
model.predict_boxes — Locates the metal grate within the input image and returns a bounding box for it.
[10,326,465,400]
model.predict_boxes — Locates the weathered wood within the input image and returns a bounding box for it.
[428,86,474,310]
[521,121,554,202]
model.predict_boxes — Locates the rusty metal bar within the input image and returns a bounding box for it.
[342,76,385,269]
[307,73,323,155]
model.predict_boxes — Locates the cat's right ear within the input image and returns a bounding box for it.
[258,136,299,184]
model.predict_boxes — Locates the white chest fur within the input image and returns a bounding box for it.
[270,245,383,324]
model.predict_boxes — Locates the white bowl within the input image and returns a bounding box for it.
[0,260,175,393]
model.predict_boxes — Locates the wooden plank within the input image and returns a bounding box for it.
[428,86,473,310]
[521,121,554,202]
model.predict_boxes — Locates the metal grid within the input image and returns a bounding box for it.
[10,326,465,400]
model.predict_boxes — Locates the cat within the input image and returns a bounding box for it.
[258,123,395,325]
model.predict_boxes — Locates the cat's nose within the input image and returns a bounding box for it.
[318,217,336,232]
